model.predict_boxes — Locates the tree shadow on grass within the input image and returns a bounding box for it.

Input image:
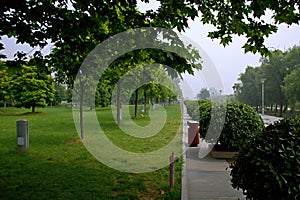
[17,111,43,116]
[0,109,43,116]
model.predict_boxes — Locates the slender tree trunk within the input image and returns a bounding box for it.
[117,81,121,126]
[270,104,273,112]
[4,100,6,108]
[143,89,147,114]
[135,89,139,118]
[32,105,35,113]
[151,98,154,110]
[284,101,288,113]
[80,78,84,139]
[280,94,283,117]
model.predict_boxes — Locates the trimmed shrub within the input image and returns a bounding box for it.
[184,100,199,120]
[199,101,264,151]
[231,118,300,199]
[198,100,213,138]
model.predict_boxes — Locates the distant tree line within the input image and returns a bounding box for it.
[233,46,300,116]
[2,0,299,138]
[0,60,180,113]
[197,87,223,100]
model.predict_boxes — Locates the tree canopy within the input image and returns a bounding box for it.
[0,62,10,107]
[9,65,55,112]
[235,66,261,108]
[197,88,210,100]
[1,0,299,60]
[235,46,300,115]
[155,0,299,54]
[1,0,299,136]
[283,67,300,110]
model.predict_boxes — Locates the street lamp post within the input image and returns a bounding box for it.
[261,78,266,116]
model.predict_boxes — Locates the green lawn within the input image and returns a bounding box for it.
[0,104,183,199]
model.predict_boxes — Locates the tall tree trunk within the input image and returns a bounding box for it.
[3,100,6,108]
[117,81,121,126]
[79,78,84,139]
[280,94,283,117]
[270,104,273,112]
[32,104,35,113]
[143,89,147,114]
[284,101,288,113]
[151,98,154,110]
[135,88,139,118]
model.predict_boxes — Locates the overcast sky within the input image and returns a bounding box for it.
[137,0,300,96]
[183,20,300,95]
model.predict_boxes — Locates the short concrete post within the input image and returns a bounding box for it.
[16,120,29,151]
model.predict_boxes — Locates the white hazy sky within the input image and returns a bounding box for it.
[1,1,300,96]
[182,20,300,95]
[137,0,300,96]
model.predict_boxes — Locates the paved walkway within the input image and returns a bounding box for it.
[181,105,245,200]
[260,114,283,126]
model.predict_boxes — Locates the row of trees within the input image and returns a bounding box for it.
[0,60,180,113]
[1,0,299,138]
[234,46,300,116]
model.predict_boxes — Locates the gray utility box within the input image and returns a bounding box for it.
[16,120,29,151]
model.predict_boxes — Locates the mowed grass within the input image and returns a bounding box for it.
[98,105,182,153]
[0,104,183,200]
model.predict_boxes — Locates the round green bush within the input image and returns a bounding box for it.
[198,100,213,137]
[200,101,264,151]
[231,118,300,199]
[184,100,199,120]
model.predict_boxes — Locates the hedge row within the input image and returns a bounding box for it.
[231,118,300,199]
[185,100,264,151]
[184,100,300,199]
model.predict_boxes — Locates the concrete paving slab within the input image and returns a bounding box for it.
[186,148,230,172]
[182,104,246,200]
[185,148,245,200]
[260,114,283,126]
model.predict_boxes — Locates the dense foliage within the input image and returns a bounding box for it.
[283,67,300,111]
[184,100,200,120]
[185,100,264,151]
[9,65,54,112]
[2,0,299,57]
[197,88,210,100]
[234,46,300,116]
[231,118,300,199]
[2,0,299,138]
[0,62,10,107]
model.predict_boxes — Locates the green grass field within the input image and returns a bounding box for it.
[0,104,183,199]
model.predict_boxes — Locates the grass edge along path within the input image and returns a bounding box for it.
[0,105,182,200]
